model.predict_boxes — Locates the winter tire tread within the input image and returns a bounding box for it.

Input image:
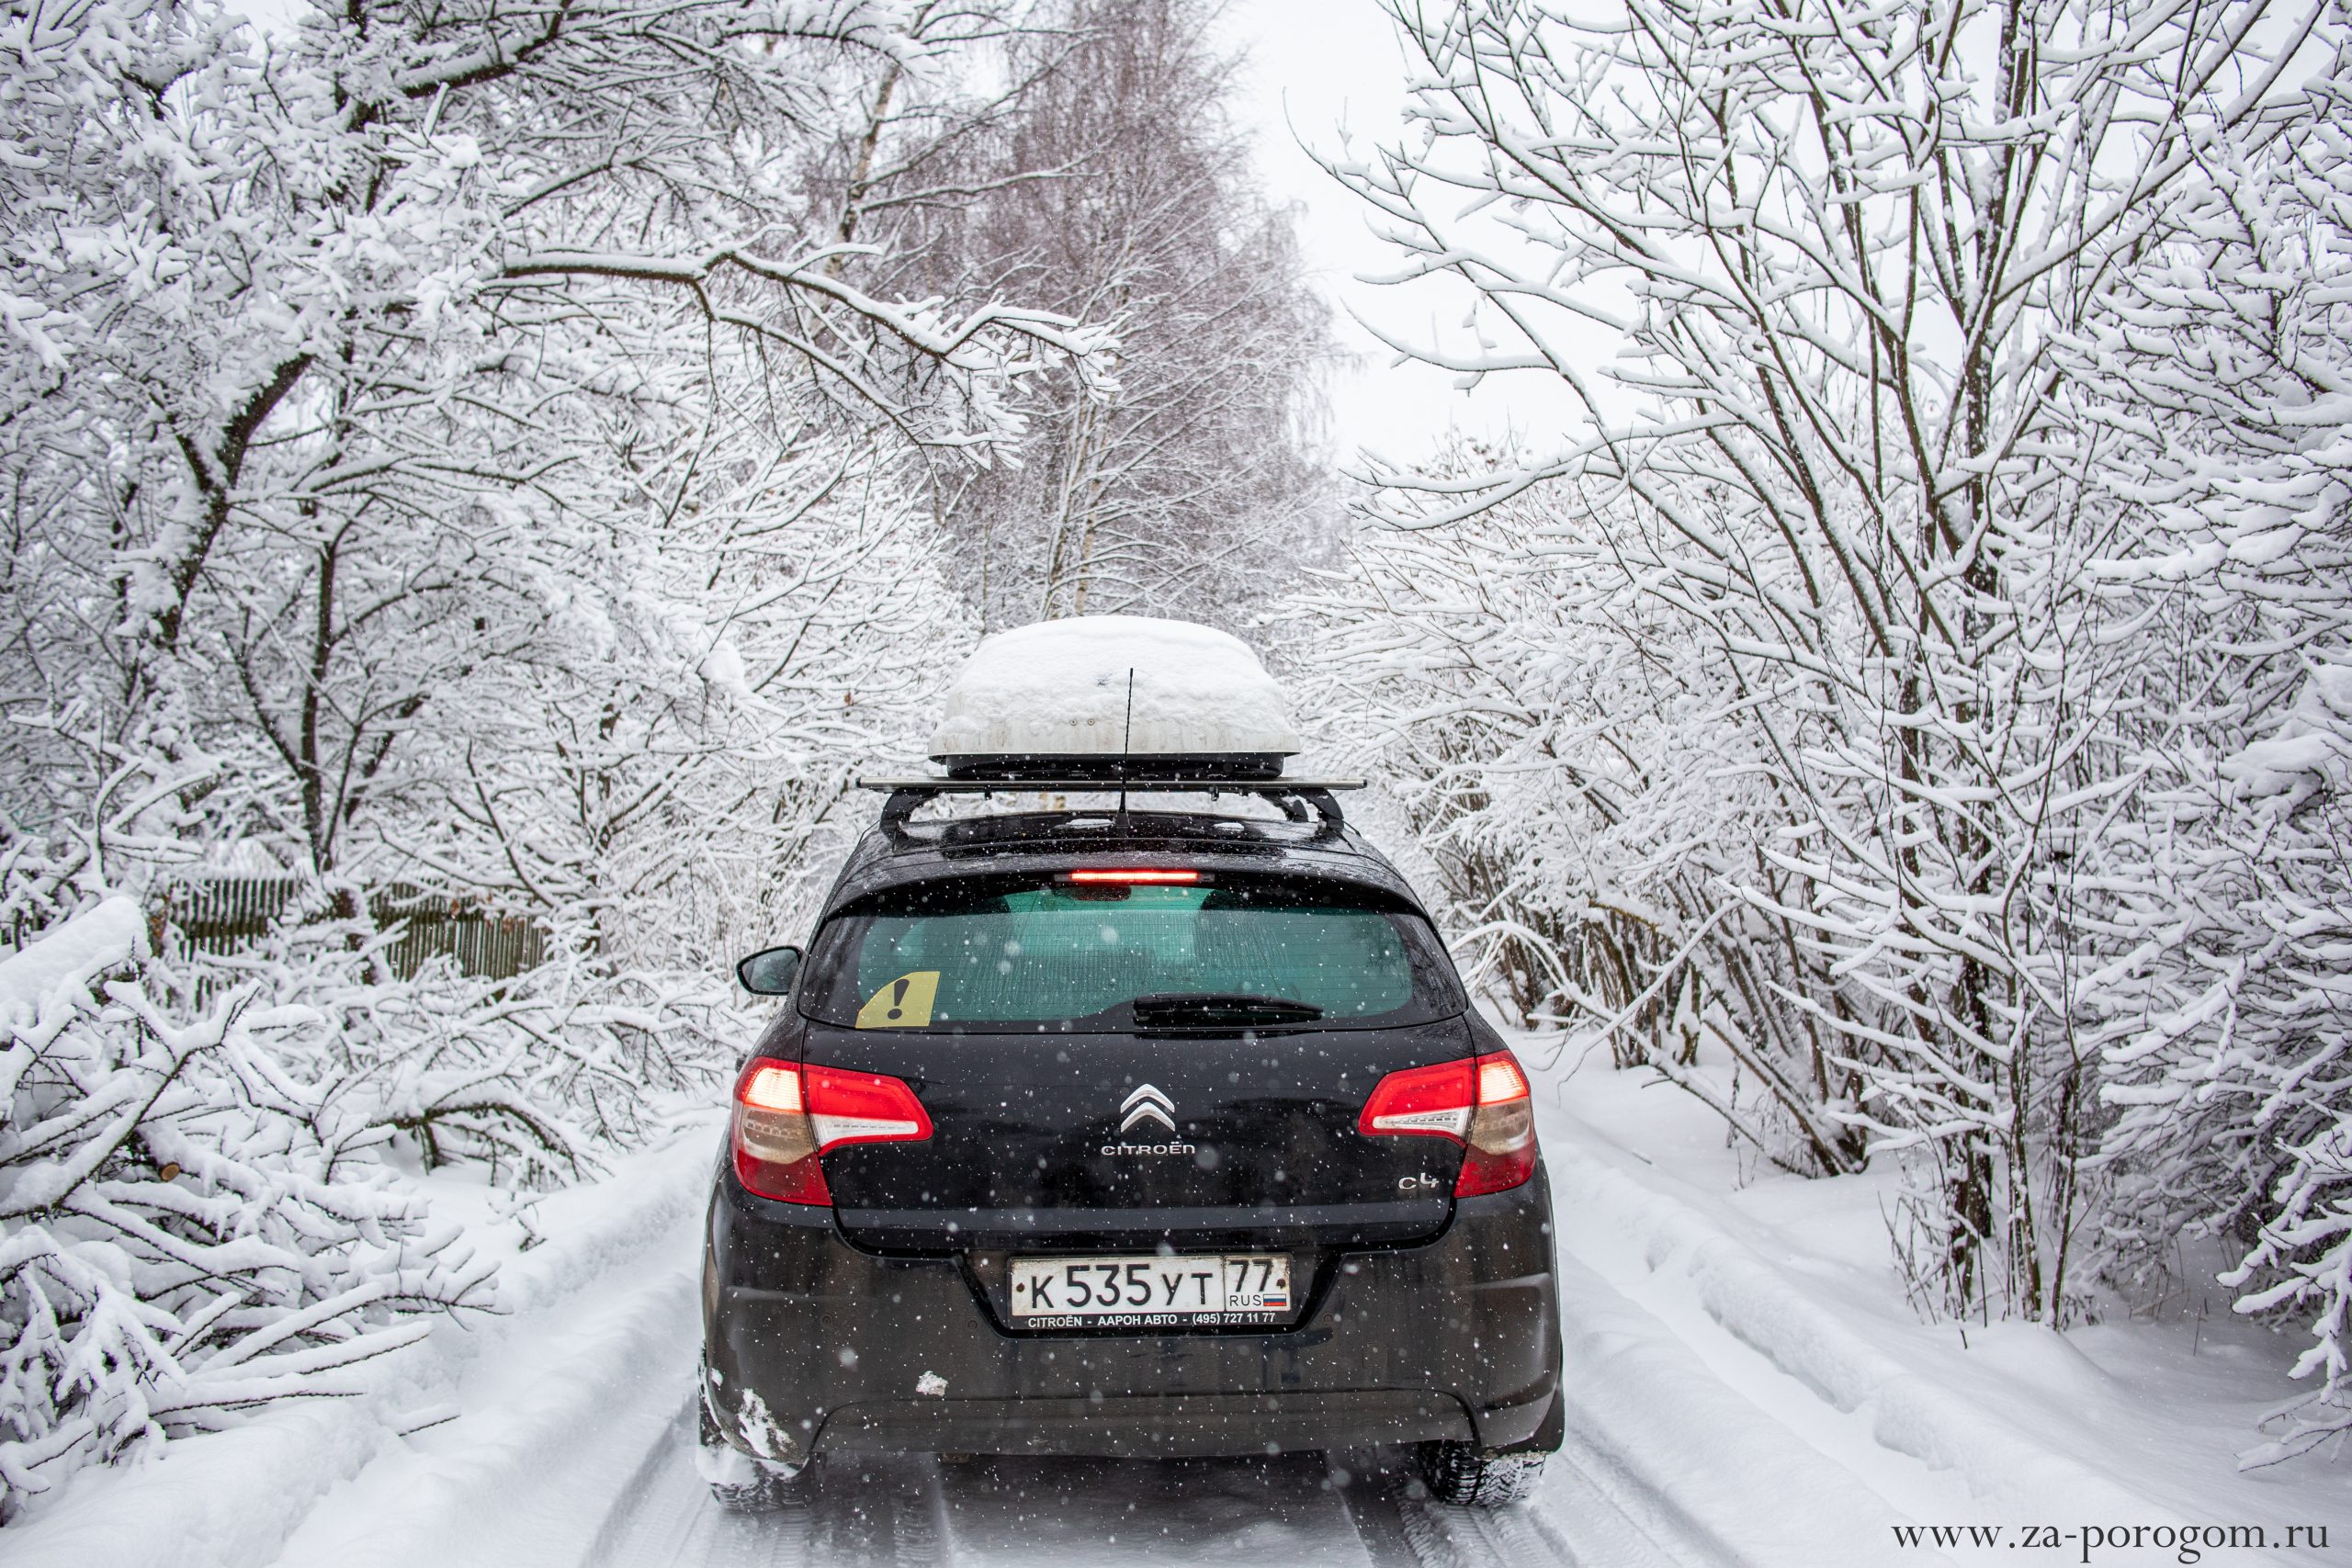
[1417,1440,1548,1508]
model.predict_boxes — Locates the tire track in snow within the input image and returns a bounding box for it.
[883,1451,1371,1567]
[1448,1495,1594,1568]
[585,1431,1599,1568]
[1340,1487,1465,1568]
[582,1398,826,1568]
[582,1412,1697,1568]
[1335,1450,1690,1568]
[811,1453,946,1567]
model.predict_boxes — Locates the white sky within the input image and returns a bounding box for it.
[1223,0,1589,468]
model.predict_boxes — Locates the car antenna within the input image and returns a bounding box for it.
[1117,667,1135,822]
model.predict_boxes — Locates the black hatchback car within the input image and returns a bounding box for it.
[697,780,1562,1507]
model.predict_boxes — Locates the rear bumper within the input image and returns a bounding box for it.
[700,1159,1562,1464]
[821,1391,1474,1458]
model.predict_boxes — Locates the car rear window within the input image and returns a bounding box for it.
[799,877,1459,1032]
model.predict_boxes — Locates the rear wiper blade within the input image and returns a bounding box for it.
[1130,992,1324,1026]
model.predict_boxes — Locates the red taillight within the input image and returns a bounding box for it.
[804,1064,934,1148]
[733,1058,826,1204]
[1359,1049,1537,1196]
[1358,1058,1476,1138]
[730,1057,932,1205]
[1068,868,1200,885]
[1458,1052,1535,1195]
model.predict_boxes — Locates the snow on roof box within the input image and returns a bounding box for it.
[929,615,1302,776]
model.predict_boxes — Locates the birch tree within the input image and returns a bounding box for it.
[843,0,1335,628]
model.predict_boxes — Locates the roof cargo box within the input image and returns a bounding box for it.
[928,616,1301,781]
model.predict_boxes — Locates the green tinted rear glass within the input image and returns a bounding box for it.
[808,883,1444,1030]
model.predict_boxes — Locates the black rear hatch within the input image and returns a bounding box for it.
[792,868,1473,1255]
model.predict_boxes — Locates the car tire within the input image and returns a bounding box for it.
[696,1371,814,1510]
[1417,1441,1548,1507]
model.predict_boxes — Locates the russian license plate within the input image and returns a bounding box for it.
[1008,1253,1294,1327]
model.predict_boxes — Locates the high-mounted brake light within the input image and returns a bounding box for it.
[1068,868,1200,885]
[1358,1048,1538,1196]
[730,1057,933,1205]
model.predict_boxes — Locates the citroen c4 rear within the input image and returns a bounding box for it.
[699,832,1564,1508]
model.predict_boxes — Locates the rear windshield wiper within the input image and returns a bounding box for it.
[1130,992,1325,1028]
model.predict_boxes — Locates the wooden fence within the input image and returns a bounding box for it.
[163,877,549,981]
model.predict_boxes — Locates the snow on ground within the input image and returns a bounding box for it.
[1532,1034,2352,1565]
[4,1114,722,1568]
[11,1039,2347,1568]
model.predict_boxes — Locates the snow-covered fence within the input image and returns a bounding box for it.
[163,879,549,983]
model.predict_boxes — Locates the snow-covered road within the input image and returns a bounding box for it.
[575,1402,1656,1568]
[247,1108,1701,1568]
[20,1042,2347,1568]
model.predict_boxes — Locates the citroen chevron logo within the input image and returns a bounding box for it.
[1119,1083,1176,1133]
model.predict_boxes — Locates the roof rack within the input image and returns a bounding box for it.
[856,774,1366,833]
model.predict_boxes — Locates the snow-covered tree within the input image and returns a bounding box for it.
[831,0,1336,629]
[1305,0,2351,1331]
[2058,106,2352,1456]
[411,386,977,968]
[0,0,1098,1502]
[1293,444,1871,1179]
[0,0,1097,841]
[0,855,500,1516]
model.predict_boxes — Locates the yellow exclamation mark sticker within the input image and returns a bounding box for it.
[856,971,940,1029]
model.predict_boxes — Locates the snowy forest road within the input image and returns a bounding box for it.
[578,1393,1674,1568]
[497,1165,1696,1568]
[28,1059,2107,1568]
[222,1072,1961,1568]
[129,1103,1720,1568]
